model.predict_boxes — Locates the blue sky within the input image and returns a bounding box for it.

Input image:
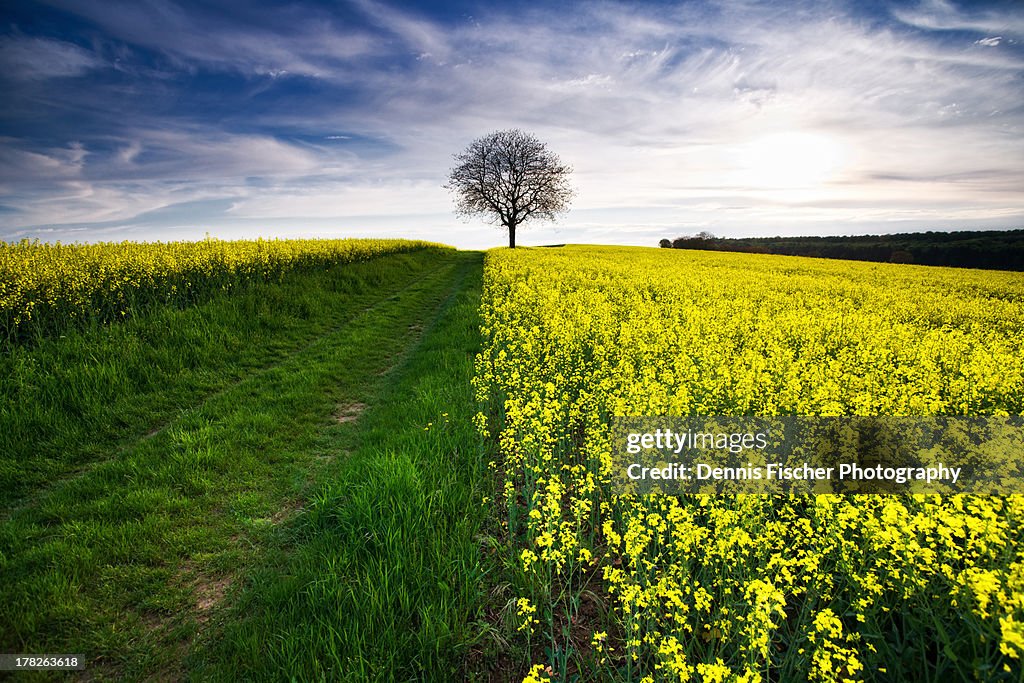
[1,0,1022,248]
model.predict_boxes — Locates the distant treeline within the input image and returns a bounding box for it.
[659,230,1024,271]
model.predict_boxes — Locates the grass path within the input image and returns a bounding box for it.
[192,249,490,681]
[1,249,453,508]
[0,250,489,681]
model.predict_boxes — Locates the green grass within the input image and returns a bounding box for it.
[191,251,491,681]
[0,248,454,508]
[0,248,491,680]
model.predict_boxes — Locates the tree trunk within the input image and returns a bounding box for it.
[508,222,516,248]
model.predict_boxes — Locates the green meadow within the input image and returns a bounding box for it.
[1,244,497,680]
[6,239,1023,682]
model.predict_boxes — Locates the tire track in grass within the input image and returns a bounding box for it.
[0,252,478,681]
[0,249,454,511]
[0,252,452,523]
[190,252,489,682]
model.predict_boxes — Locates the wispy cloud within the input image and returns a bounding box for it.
[891,0,1024,37]
[2,0,1022,247]
[0,35,102,80]
[37,0,382,78]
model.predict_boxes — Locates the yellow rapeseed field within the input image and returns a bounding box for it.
[475,245,1024,681]
[0,237,444,346]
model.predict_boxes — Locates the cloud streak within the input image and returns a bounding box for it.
[1,0,1022,248]
[0,35,103,80]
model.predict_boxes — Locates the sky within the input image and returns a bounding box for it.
[0,0,1022,249]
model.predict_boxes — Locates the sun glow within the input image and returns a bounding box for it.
[732,131,850,192]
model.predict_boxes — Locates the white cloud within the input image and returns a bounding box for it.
[561,73,614,88]
[976,36,1003,47]
[37,0,381,78]
[891,0,1024,36]
[351,0,452,62]
[0,140,89,180]
[2,130,324,187]
[0,36,102,80]
[227,179,444,219]
[4,0,1024,246]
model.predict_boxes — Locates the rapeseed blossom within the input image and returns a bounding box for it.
[475,246,1024,681]
[1,237,443,345]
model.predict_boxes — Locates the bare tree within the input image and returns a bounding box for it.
[444,129,574,248]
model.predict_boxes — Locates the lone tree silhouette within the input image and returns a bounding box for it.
[444,129,573,248]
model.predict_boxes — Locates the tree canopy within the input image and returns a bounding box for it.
[444,129,573,248]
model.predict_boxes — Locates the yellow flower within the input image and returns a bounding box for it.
[1001,615,1024,659]
[522,664,551,683]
